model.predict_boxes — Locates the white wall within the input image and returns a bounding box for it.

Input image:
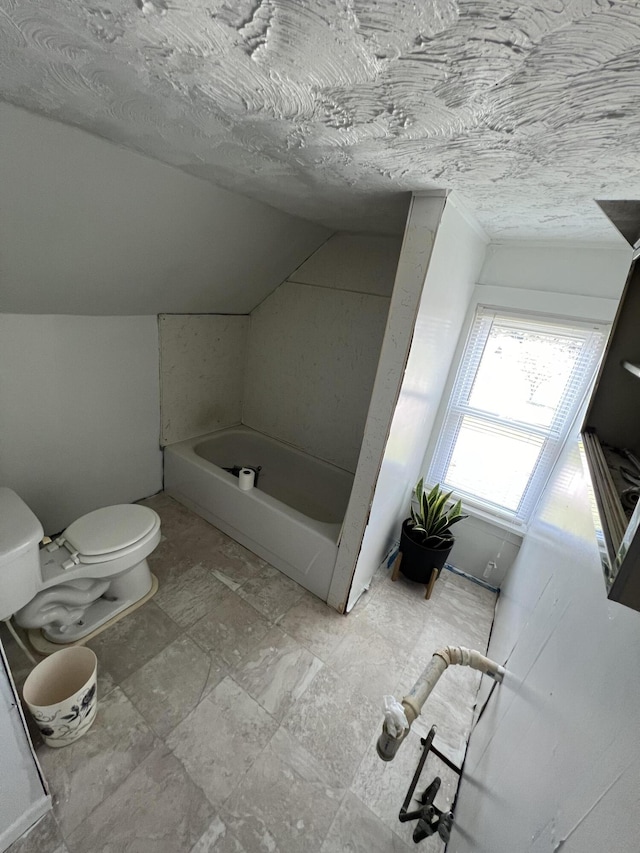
[341,193,488,610]
[290,232,402,296]
[480,241,630,298]
[159,315,249,445]
[0,103,329,316]
[449,517,521,588]
[0,315,162,534]
[451,434,640,853]
[243,234,400,472]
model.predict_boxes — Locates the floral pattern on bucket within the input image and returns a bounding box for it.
[34,682,97,744]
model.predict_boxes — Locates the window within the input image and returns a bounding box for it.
[427,307,608,527]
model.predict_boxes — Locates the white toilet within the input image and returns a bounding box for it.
[0,488,161,645]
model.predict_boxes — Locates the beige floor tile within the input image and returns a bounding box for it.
[188,592,271,668]
[385,570,436,603]
[210,539,268,591]
[236,565,305,621]
[98,667,117,698]
[233,626,323,720]
[37,687,156,836]
[154,562,229,628]
[120,635,225,738]
[275,590,352,662]
[146,529,196,586]
[423,584,495,650]
[166,677,278,807]
[440,571,496,630]
[410,611,460,658]
[354,582,427,657]
[87,600,181,684]
[146,514,230,590]
[223,726,345,853]
[190,816,248,853]
[173,517,235,565]
[139,494,203,540]
[66,745,214,853]
[320,791,412,853]
[281,666,379,787]
[326,621,408,706]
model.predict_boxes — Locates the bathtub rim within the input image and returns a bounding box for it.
[164,425,350,542]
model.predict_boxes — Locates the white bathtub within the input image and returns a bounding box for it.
[163,426,354,600]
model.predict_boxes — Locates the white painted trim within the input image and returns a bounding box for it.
[327,194,445,611]
[1,798,52,852]
[488,238,630,252]
[473,285,618,323]
[446,192,490,245]
[413,189,450,199]
[460,501,527,539]
[284,278,393,298]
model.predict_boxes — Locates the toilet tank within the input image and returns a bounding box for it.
[0,488,44,621]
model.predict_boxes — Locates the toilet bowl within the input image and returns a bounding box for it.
[0,488,161,645]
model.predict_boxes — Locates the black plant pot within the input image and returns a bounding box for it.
[399,519,454,584]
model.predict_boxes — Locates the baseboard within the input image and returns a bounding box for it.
[443,563,499,593]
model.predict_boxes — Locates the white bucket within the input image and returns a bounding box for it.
[22,647,98,748]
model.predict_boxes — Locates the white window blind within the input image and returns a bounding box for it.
[427,306,608,527]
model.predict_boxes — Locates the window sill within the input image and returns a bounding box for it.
[459,501,527,540]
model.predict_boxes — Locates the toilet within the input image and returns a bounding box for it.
[0,487,161,646]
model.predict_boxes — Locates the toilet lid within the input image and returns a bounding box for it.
[63,505,158,557]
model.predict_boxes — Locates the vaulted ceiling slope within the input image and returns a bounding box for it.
[1,0,639,239]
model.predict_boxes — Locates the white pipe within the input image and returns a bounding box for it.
[377,645,505,761]
[2,618,37,666]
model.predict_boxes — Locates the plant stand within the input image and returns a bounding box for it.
[392,519,454,599]
[391,551,439,600]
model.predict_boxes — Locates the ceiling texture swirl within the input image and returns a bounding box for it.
[1,0,639,238]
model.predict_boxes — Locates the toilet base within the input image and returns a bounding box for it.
[27,574,158,656]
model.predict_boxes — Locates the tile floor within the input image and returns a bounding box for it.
[3,493,497,853]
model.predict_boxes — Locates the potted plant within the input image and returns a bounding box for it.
[396,479,467,588]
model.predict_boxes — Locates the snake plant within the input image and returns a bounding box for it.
[408,479,467,549]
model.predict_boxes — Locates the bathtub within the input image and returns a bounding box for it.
[163,426,354,600]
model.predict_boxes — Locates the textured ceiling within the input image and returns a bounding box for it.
[1,0,639,238]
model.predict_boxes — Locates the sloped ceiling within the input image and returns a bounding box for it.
[1,0,640,239]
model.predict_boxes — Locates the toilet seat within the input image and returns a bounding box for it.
[54,505,161,568]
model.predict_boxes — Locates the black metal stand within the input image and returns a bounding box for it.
[398,725,460,844]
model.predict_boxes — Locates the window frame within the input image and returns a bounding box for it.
[422,285,616,533]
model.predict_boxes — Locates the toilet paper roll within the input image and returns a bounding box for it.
[238,468,255,491]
